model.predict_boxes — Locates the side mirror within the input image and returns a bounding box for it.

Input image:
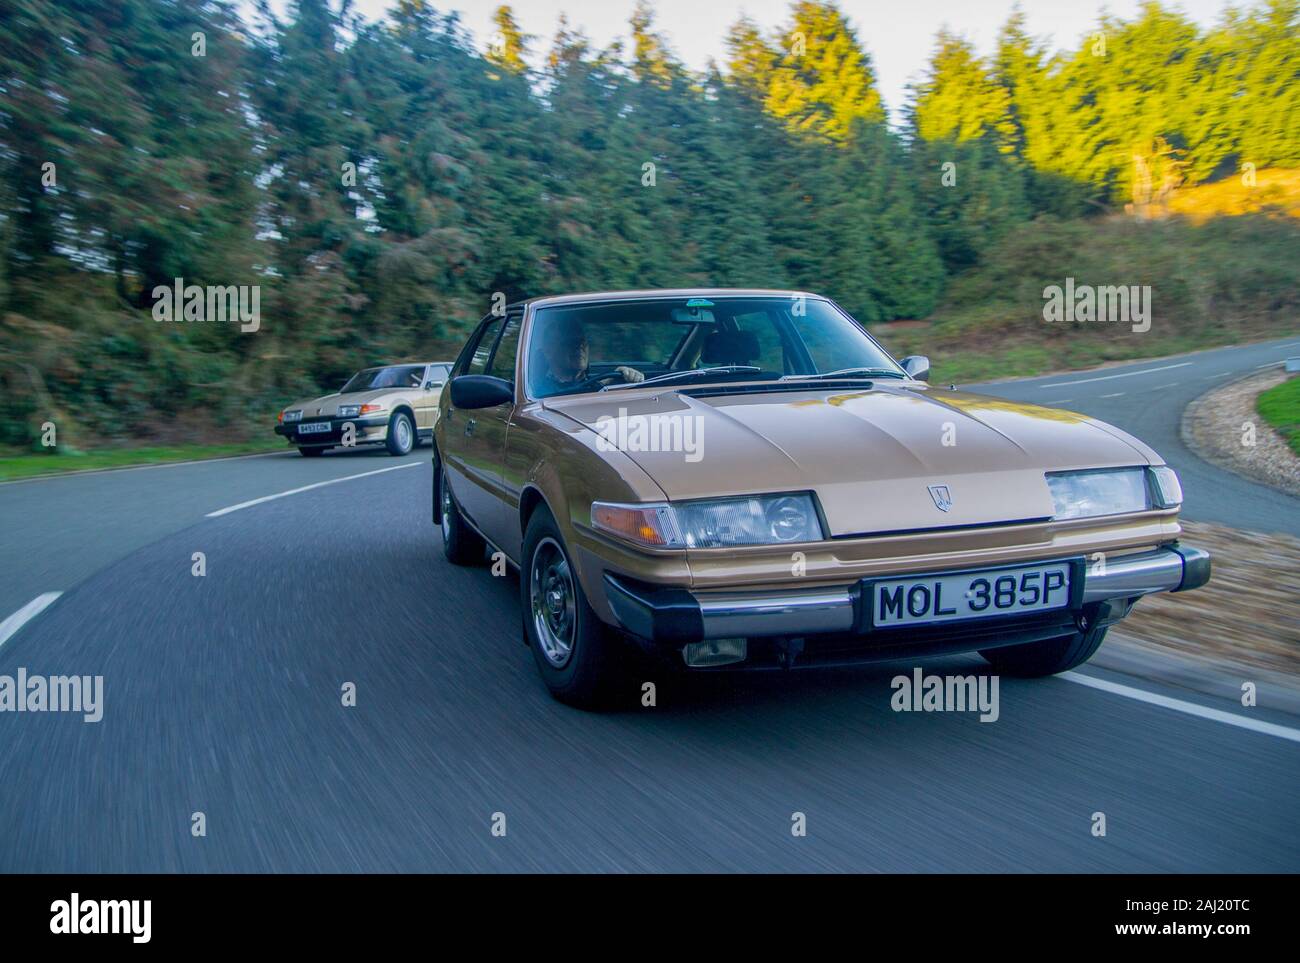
[900,355,930,382]
[450,375,513,409]
[423,381,445,391]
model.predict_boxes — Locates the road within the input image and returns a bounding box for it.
[976,336,1300,537]
[0,337,1297,872]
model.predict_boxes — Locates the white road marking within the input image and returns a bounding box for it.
[1255,361,1282,369]
[1039,362,1193,389]
[0,592,63,651]
[1044,398,1073,405]
[1205,372,1232,379]
[1062,671,1300,744]
[205,462,422,517]
[1099,392,1126,398]
[1152,382,1179,389]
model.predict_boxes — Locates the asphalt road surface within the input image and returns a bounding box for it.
[1,337,1297,872]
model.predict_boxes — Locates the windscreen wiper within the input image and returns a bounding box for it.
[602,365,763,391]
[779,367,906,381]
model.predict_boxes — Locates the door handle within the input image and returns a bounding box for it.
[464,419,476,437]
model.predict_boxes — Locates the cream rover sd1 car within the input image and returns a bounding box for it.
[432,290,1210,706]
[276,362,453,456]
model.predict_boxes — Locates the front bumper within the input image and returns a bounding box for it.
[275,415,388,445]
[603,544,1211,658]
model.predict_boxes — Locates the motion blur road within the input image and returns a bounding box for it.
[1,337,1297,872]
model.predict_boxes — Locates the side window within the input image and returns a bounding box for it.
[486,314,522,381]
[464,318,504,376]
[430,364,451,385]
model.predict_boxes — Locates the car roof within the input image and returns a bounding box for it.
[511,288,828,311]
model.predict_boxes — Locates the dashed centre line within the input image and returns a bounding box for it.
[1039,362,1193,389]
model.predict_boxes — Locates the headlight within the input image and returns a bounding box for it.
[1046,468,1149,520]
[592,494,824,549]
[1148,465,1182,509]
[337,403,384,418]
[676,494,823,547]
[281,409,302,423]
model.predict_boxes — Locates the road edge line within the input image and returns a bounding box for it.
[0,592,63,651]
[1061,670,1300,744]
[205,461,423,517]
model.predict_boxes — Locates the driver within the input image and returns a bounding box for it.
[535,316,644,394]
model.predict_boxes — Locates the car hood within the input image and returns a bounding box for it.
[286,388,397,417]
[546,382,1155,536]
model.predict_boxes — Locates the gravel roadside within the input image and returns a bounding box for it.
[1182,367,1300,498]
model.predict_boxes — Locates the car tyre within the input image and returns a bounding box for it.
[438,463,485,565]
[386,411,415,456]
[298,446,326,457]
[979,624,1108,677]
[521,505,628,709]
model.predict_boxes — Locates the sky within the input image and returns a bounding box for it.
[258,0,1237,120]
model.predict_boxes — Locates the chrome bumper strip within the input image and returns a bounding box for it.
[688,545,1209,640]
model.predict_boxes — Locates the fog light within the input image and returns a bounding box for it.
[682,638,747,667]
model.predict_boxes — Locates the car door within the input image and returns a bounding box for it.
[413,364,442,437]
[427,364,452,428]
[471,311,524,549]
[442,317,505,531]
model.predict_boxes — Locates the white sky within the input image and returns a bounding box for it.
[259,0,1236,120]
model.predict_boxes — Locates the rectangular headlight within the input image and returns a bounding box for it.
[674,493,824,547]
[282,409,302,423]
[337,404,361,418]
[1046,468,1149,520]
[592,494,825,549]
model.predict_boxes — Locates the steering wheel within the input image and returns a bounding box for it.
[577,371,626,389]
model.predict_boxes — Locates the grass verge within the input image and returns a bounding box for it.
[873,212,1300,385]
[1256,375,1300,457]
[0,442,284,481]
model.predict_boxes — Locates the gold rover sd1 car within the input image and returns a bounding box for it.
[432,291,1210,706]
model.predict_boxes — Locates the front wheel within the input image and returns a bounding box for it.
[979,625,1108,677]
[386,412,414,456]
[522,506,629,708]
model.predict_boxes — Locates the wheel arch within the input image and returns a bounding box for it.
[518,484,549,537]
